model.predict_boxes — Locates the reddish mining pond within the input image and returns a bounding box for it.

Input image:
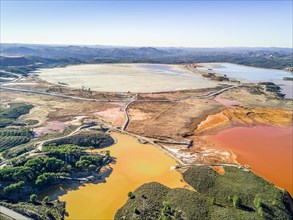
[209,126,293,195]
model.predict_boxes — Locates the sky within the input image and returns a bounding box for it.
[1,0,292,48]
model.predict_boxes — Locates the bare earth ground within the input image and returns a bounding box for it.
[0,91,125,136]
[128,86,292,138]
[1,69,292,164]
[1,64,292,220]
[2,77,131,100]
[127,98,224,140]
[126,86,292,164]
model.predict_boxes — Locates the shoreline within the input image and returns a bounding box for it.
[33,63,221,93]
[56,131,188,219]
[207,125,293,196]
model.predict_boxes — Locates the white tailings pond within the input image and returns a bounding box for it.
[37,63,292,97]
[36,63,219,93]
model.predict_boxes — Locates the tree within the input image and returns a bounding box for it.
[159,201,177,220]
[232,195,241,208]
[253,197,262,209]
[88,164,97,171]
[45,208,54,219]
[75,155,103,171]
[43,196,50,203]
[30,194,38,203]
[133,207,140,215]
[13,166,35,181]
[35,173,57,187]
[128,191,134,199]
[4,181,25,195]
[89,146,94,154]
[44,157,64,172]
[257,207,264,216]
[61,164,72,172]
[24,156,45,171]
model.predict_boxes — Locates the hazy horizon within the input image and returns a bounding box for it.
[1,0,292,48]
[1,42,292,49]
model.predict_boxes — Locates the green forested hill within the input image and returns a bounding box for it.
[115,166,293,220]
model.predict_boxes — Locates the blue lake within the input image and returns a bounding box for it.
[199,63,292,99]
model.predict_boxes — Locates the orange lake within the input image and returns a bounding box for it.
[58,132,186,219]
[208,126,293,195]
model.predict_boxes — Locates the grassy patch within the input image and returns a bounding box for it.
[183,166,292,219]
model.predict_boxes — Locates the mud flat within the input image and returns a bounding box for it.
[57,132,187,219]
[32,121,70,136]
[208,126,293,195]
[36,63,219,93]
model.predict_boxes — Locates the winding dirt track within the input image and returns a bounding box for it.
[0,205,32,220]
[0,87,129,102]
[120,85,239,132]
[0,76,240,168]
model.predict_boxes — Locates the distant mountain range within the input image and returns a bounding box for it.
[0,43,292,70]
[0,44,181,58]
[0,56,31,66]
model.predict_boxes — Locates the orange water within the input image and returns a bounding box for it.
[60,132,185,219]
[209,126,293,195]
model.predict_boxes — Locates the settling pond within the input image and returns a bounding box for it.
[209,126,293,196]
[199,63,292,99]
[36,63,219,93]
[45,132,186,219]
[37,63,292,97]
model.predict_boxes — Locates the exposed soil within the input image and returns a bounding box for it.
[33,121,71,136]
[127,98,223,141]
[94,106,125,127]
[214,95,240,107]
[2,73,292,169]
[4,77,131,101]
[0,91,123,129]
[195,106,292,135]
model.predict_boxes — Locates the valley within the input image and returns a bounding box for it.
[0,60,292,220]
[1,0,292,219]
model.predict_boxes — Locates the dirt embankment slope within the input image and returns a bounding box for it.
[195,107,292,135]
[183,87,293,164]
[194,86,292,135]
